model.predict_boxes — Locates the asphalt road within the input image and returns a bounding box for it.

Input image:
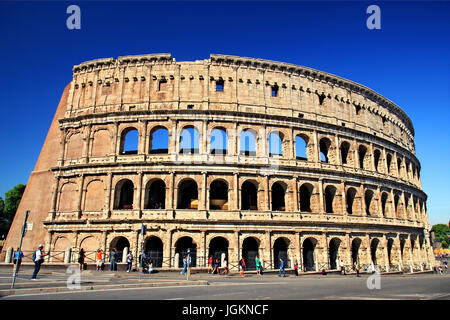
[1,271,449,300]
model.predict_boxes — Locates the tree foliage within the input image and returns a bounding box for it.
[0,184,26,239]
[432,224,450,249]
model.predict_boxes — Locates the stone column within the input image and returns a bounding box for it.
[139,120,148,155]
[383,148,388,175]
[313,130,319,162]
[263,231,271,269]
[84,125,91,163]
[353,140,359,169]
[201,171,207,211]
[360,184,366,216]
[5,247,13,263]
[168,171,175,210]
[292,176,299,212]
[50,175,60,220]
[335,135,341,166]
[201,120,208,156]
[383,235,389,272]
[113,122,119,160]
[376,186,382,217]
[264,175,270,211]
[341,181,347,216]
[234,172,239,210]
[136,171,143,217]
[77,174,85,219]
[105,172,113,218]
[318,178,324,214]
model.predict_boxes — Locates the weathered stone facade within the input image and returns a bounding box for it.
[1,54,434,272]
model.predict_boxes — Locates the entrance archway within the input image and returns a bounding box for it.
[175,237,197,267]
[110,237,130,263]
[371,239,380,265]
[242,237,259,270]
[274,238,289,268]
[208,237,229,265]
[329,238,340,270]
[144,236,163,267]
[351,238,362,266]
[302,238,315,272]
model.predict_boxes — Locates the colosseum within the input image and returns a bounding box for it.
[1,53,434,273]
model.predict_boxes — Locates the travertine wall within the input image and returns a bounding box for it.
[1,54,434,271]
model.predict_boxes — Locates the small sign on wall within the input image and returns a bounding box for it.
[26,222,33,231]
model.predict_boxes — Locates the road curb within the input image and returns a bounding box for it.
[0,280,209,297]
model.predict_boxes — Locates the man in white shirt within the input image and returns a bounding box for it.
[340,260,346,275]
[31,244,48,280]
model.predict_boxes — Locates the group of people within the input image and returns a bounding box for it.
[207,256,228,275]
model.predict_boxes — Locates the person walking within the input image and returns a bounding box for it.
[126,251,133,272]
[78,248,86,271]
[110,248,117,271]
[31,244,48,280]
[239,257,246,278]
[180,256,187,275]
[96,248,104,271]
[221,259,229,276]
[294,259,299,276]
[340,260,346,275]
[279,258,286,277]
[355,263,360,277]
[255,256,261,276]
[13,248,24,274]
[208,256,213,274]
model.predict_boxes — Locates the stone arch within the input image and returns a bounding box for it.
[302,237,317,272]
[358,144,369,169]
[351,237,362,266]
[241,180,258,210]
[79,236,100,253]
[370,238,380,265]
[53,236,71,262]
[114,179,134,210]
[271,181,286,211]
[240,128,257,156]
[110,236,130,263]
[149,126,169,154]
[208,236,229,264]
[268,131,284,156]
[175,236,197,267]
[295,134,309,160]
[329,238,341,270]
[365,189,376,216]
[340,141,353,166]
[144,178,166,209]
[91,129,111,157]
[319,137,333,163]
[273,237,290,268]
[179,126,200,154]
[210,127,228,155]
[299,182,314,212]
[386,153,393,175]
[387,238,394,266]
[66,132,84,159]
[242,236,260,270]
[346,187,358,215]
[144,236,164,267]
[209,179,229,210]
[119,127,139,155]
[177,178,198,209]
[381,192,389,217]
[374,149,382,173]
[58,182,78,212]
[83,179,105,212]
[324,185,337,213]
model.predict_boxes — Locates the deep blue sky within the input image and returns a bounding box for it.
[0,1,449,225]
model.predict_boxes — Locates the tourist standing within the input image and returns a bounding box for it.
[126,251,133,272]
[279,258,286,277]
[180,256,187,275]
[96,249,104,271]
[340,260,346,275]
[110,248,117,271]
[208,256,213,274]
[31,244,48,280]
[355,263,360,277]
[13,248,24,274]
[294,259,299,276]
[221,259,229,275]
[239,258,246,277]
[78,248,86,271]
[255,256,261,276]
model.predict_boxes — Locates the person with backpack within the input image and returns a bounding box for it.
[180,256,187,275]
[126,251,133,272]
[279,258,286,277]
[340,260,346,275]
[13,247,24,274]
[31,244,48,280]
[78,248,86,271]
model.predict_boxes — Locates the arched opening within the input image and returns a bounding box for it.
[210,128,227,155]
[240,129,256,156]
[319,138,331,163]
[179,127,199,154]
[208,237,229,265]
[394,194,400,218]
[114,179,134,210]
[381,192,388,217]
[209,180,229,210]
[120,128,139,155]
[145,179,166,209]
[299,183,313,212]
[358,145,367,169]
[302,238,315,272]
[295,135,308,160]
[397,157,402,176]
[271,182,286,211]
[387,154,392,174]
[144,236,163,267]
[241,181,258,210]
[400,239,406,263]
[274,238,289,269]
[177,179,198,209]
[324,185,336,213]
[387,238,394,265]
[329,238,340,270]
[365,190,374,216]
[340,141,351,165]
[110,237,130,263]
[176,237,197,267]
[374,149,381,172]
[149,127,169,154]
[242,237,259,270]
[371,238,379,265]
[268,132,283,156]
[346,187,357,215]
[351,238,361,266]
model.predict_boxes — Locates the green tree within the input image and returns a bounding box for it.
[3,184,26,223]
[432,224,450,249]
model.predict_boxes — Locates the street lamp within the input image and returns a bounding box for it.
[11,210,30,289]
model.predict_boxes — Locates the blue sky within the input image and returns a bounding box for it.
[0,1,449,225]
